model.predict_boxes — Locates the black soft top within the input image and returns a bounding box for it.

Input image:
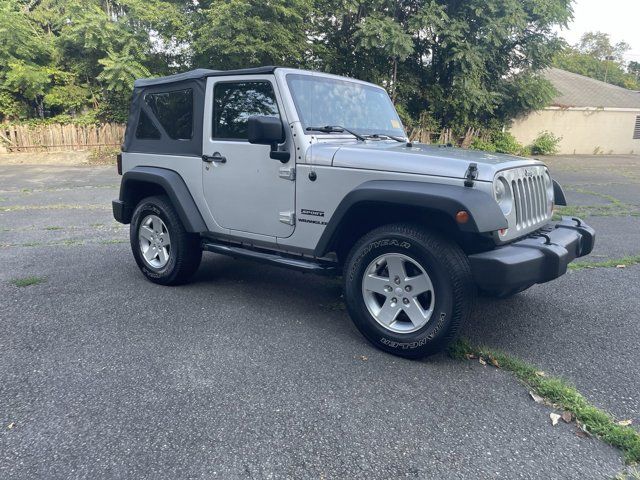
[133,66,279,88]
[123,66,280,156]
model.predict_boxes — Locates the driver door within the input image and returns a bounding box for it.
[202,76,295,238]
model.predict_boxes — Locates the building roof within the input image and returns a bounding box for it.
[544,68,640,109]
[133,66,280,88]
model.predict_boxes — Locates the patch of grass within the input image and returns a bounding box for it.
[553,188,640,220]
[0,204,109,212]
[10,276,46,287]
[449,338,640,464]
[44,226,63,231]
[615,467,640,480]
[570,255,640,271]
[98,239,126,245]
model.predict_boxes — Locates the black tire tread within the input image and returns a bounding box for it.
[130,195,202,286]
[344,222,475,358]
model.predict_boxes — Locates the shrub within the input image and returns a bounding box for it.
[469,137,496,152]
[529,131,561,155]
[469,131,527,156]
[491,131,524,155]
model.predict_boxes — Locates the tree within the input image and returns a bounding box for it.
[191,0,313,70]
[576,31,629,62]
[314,0,571,135]
[0,0,190,121]
[553,32,640,90]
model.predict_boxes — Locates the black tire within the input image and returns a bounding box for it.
[343,223,475,359]
[130,195,202,285]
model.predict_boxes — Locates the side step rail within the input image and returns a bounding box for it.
[202,241,338,276]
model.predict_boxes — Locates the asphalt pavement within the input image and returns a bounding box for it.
[1,156,638,479]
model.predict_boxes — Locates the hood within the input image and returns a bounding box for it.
[311,141,543,182]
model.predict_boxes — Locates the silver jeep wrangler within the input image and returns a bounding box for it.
[113,66,595,358]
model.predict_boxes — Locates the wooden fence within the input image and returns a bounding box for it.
[0,123,125,153]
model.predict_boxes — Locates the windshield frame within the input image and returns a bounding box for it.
[285,73,406,139]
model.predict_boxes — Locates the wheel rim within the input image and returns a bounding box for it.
[138,214,171,269]
[361,253,436,334]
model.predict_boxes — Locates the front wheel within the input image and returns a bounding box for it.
[343,224,475,359]
[130,195,202,285]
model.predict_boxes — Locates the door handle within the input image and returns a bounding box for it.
[202,152,226,164]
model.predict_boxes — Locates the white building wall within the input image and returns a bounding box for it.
[509,107,640,155]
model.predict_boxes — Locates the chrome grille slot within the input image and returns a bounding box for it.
[496,165,552,242]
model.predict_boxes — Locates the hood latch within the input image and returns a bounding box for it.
[464,163,478,187]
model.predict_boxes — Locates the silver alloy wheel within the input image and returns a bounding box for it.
[138,214,171,269]
[361,253,435,334]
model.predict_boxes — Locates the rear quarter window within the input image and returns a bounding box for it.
[141,88,194,140]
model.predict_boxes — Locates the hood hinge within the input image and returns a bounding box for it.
[279,166,296,181]
[279,211,295,225]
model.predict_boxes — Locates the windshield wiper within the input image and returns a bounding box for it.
[305,125,366,142]
[363,133,405,143]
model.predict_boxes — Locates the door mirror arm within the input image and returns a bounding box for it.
[270,143,290,163]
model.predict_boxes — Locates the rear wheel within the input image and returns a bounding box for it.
[130,195,202,285]
[343,223,475,359]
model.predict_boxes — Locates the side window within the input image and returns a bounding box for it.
[135,110,161,139]
[144,89,193,140]
[213,81,280,140]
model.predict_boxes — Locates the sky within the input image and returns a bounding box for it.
[558,0,640,63]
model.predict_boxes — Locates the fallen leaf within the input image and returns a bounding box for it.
[7,422,15,429]
[465,353,477,360]
[355,355,368,361]
[478,357,487,366]
[529,391,544,404]
[575,430,589,438]
[488,355,500,368]
[617,419,633,427]
[561,411,573,423]
[535,371,546,377]
[550,413,561,426]
[616,264,626,269]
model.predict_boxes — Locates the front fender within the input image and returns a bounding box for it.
[314,180,507,256]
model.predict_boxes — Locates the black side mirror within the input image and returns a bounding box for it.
[248,116,285,145]
[247,116,290,163]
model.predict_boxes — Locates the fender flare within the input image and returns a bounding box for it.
[313,180,507,257]
[118,166,207,232]
[553,179,567,206]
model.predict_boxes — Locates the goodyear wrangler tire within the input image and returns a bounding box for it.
[343,223,475,359]
[130,195,202,286]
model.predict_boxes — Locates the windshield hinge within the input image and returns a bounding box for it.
[464,163,478,187]
[279,211,295,225]
[279,166,296,181]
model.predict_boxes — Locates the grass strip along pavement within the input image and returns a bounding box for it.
[569,255,640,271]
[449,339,640,464]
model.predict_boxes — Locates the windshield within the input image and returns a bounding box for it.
[286,74,405,138]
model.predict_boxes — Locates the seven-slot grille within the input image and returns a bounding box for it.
[496,165,552,242]
[511,172,550,230]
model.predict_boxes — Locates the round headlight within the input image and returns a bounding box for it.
[494,176,513,215]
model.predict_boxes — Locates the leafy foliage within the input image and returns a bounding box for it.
[554,32,640,90]
[529,131,562,155]
[0,0,576,137]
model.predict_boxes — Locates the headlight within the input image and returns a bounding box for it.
[494,176,512,215]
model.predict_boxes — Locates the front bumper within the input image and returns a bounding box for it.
[468,217,595,295]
